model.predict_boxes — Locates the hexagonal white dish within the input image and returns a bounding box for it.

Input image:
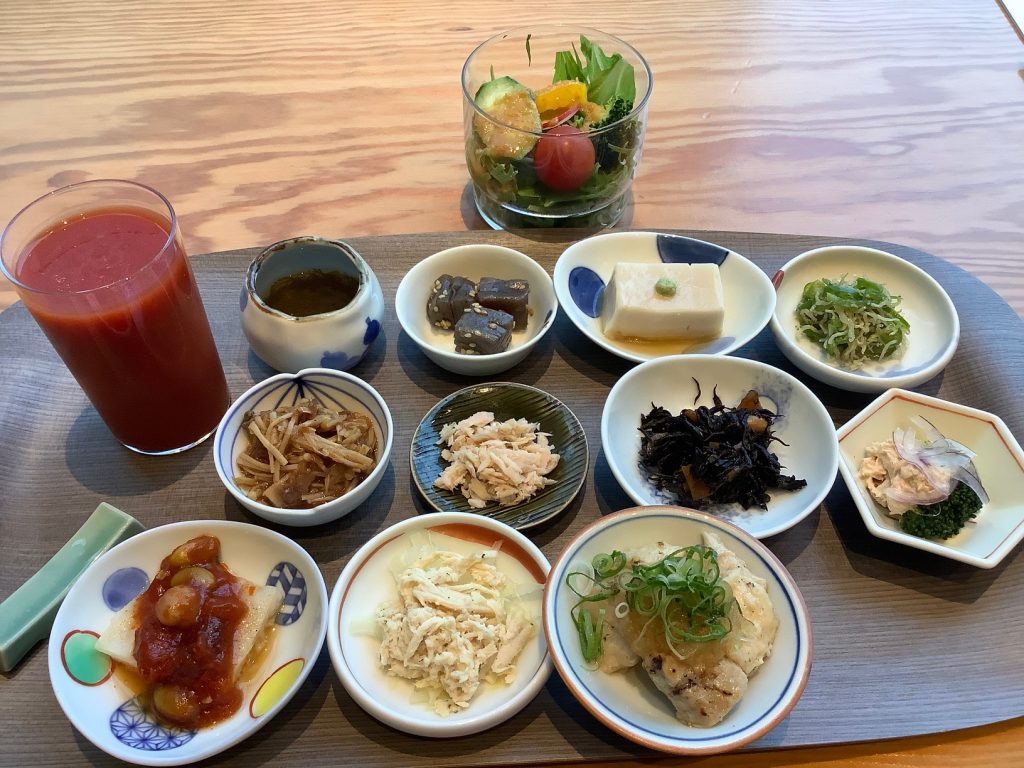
[544,505,812,755]
[327,512,552,737]
[836,388,1024,568]
[601,354,839,539]
[553,231,775,363]
[47,520,328,766]
[770,245,959,393]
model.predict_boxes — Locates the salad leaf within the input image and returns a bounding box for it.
[525,34,532,66]
[587,56,635,105]
[579,36,614,83]
[553,35,636,106]
[553,44,584,82]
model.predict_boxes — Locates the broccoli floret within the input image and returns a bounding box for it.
[898,482,983,539]
[591,97,636,171]
[594,97,632,128]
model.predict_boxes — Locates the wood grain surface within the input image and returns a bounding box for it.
[2,231,1024,768]
[1,0,1023,766]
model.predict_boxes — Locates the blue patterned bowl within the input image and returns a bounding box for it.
[553,231,776,363]
[213,368,393,526]
[48,519,328,766]
[241,236,385,374]
[544,505,812,754]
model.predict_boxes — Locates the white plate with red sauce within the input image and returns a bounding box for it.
[47,520,327,766]
[327,512,552,737]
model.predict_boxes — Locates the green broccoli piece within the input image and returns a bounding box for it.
[898,482,983,540]
[591,97,635,171]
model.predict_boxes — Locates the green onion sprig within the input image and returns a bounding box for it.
[566,545,734,664]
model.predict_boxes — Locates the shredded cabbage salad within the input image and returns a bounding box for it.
[795,276,909,368]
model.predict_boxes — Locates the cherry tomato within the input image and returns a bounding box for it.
[533,125,596,192]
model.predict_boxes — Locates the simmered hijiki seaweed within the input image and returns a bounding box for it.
[638,387,806,510]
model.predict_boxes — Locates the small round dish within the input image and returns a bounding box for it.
[769,245,959,393]
[394,243,558,376]
[48,520,328,767]
[213,368,393,527]
[601,355,838,539]
[241,236,385,373]
[327,512,552,737]
[544,505,812,755]
[410,382,588,529]
[836,388,1024,568]
[553,231,775,363]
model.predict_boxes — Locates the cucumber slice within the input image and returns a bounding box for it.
[473,76,541,160]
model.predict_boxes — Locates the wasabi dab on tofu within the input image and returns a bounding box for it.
[468,34,644,220]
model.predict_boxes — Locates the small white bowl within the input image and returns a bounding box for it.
[769,245,959,392]
[48,520,328,766]
[601,355,838,539]
[544,505,813,755]
[394,244,558,376]
[553,231,776,363]
[241,236,385,373]
[836,388,1024,568]
[213,368,393,526]
[327,512,552,737]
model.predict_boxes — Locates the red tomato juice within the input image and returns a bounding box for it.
[14,206,229,453]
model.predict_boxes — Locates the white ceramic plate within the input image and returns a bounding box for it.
[394,244,558,376]
[543,505,813,755]
[601,354,839,539]
[769,245,959,392]
[553,231,775,363]
[327,512,552,737]
[48,520,328,766]
[836,388,1024,568]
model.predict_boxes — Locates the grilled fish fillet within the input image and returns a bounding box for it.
[598,535,777,727]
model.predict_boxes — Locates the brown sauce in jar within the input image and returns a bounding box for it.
[263,269,359,317]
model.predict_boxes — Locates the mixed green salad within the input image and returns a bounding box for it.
[467,35,645,224]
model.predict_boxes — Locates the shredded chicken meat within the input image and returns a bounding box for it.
[376,549,536,716]
[434,411,560,508]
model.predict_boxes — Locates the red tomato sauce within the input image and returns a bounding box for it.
[131,536,250,728]
[14,207,228,453]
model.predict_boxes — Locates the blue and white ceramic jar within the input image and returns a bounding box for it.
[241,236,384,373]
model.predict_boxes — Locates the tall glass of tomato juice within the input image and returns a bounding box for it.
[0,180,229,454]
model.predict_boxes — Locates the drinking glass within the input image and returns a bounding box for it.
[462,26,652,230]
[0,180,230,454]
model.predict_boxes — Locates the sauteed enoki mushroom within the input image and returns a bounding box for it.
[235,397,377,508]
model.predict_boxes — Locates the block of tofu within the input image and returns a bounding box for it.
[601,262,725,341]
[95,579,282,679]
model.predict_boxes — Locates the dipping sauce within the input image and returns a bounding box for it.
[263,268,359,317]
[13,205,229,453]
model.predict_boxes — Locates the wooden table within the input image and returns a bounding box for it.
[1,1,1022,766]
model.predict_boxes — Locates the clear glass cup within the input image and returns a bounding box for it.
[0,180,230,454]
[462,26,652,230]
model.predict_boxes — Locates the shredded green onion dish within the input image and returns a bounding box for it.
[795,276,910,369]
[566,546,734,664]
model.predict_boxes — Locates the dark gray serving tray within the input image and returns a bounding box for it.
[1,229,1021,767]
